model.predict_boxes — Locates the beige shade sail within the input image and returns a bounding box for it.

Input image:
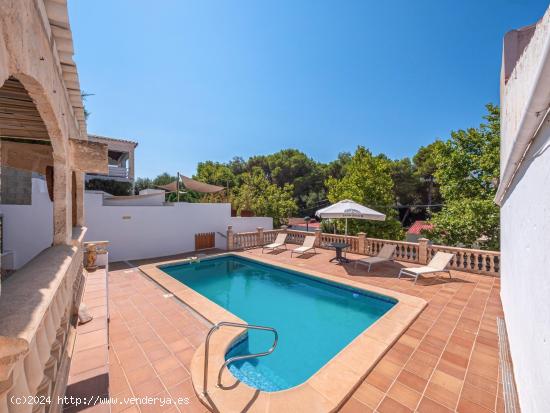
[158,175,224,194]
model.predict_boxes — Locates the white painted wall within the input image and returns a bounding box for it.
[0,178,53,269]
[500,10,550,411]
[84,192,272,262]
[228,217,274,233]
[500,119,550,413]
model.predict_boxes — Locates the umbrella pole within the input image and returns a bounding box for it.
[345,218,348,259]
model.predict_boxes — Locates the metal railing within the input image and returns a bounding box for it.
[108,165,129,178]
[203,321,278,395]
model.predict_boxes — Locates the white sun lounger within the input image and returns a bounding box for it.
[354,244,397,272]
[291,236,317,257]
[398,252,455,284]
[262,233,288,253]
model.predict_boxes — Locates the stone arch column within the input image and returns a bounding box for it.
[74,171,85,227]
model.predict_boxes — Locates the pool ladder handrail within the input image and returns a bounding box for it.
[203,321,279,395]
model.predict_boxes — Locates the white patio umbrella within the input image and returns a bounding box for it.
[315,200,386,256]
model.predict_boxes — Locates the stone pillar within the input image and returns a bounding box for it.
[257,227,264,246]
[53,158,71,245]
[357,232,366,255]
[418,238,429,264]
[314,229,322,247]
[227,226,234,251]
[74,171,85,227]
[128,149,135,181]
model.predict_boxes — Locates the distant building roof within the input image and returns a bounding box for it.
[88,134,138,147]
[407,220,433,235]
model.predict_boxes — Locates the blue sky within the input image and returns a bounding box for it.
[69,0,548,178]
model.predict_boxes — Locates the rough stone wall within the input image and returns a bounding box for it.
[0,167,32,205]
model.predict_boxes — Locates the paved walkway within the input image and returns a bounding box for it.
[105,248,513,413]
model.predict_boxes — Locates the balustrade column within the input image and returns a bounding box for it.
[357,232,366,255]
[257,227,264,246]
[226,226,234,251]
[314,229,322,247]
[418,238,429,264]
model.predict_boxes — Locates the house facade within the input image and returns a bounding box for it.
[497,6,550,412]
[86,134,138,183]
[0,1,107,411]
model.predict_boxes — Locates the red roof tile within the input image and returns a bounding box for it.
[407,220,433,235]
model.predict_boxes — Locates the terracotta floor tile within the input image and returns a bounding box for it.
[457,397,494,413]
[364,360,401,392]
[109,372,131,397]
[75,329,108,352]
[167,378,196,401]
[132,377,165,398]
[377,396,412,413]
[396,370,428,394]
[387,381,422,411]
[384,342,414,366]
[436,357,467,380]
[116,347,149,372]
[424,369,463,410]
[464,370,498,395]
[144,345,172,362]
[70,345,109,376]
[174,348,196,370]
[352,381,384,408]
[152,355,182,375]
[338,397,372,413]
[417,334,447,355]
[460,382,497,411]
[158,366,191,388]
[166,338,192,353]
[416,397,454,413]
[125,364,158,388]
[404,350,438,380]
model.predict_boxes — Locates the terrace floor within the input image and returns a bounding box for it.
[104,248,512,413]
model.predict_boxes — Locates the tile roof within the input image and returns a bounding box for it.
[407,220,433,235]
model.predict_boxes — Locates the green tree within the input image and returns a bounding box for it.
[195,161,235,189]
[413,140,445,207]
[325,146,403,239]
[233,168,297,227]
[427,104,500,249]
[390,157,420,206]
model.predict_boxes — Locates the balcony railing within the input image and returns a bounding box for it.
[226,226,500,277]
[108,165,129,178]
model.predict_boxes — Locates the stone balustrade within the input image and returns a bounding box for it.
[227,226,500,277]
[427,244,500,275]
[0,230,86,413]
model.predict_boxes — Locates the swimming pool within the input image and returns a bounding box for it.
[161,255,396,392]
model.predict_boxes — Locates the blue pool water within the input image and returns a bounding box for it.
[161,255,396,391]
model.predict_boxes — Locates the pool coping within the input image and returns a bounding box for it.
[139,252,427,413]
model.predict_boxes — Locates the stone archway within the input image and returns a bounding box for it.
[0,75,72,245]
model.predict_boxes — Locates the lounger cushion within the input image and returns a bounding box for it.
[358,256,389,265]
[402,266,440,275]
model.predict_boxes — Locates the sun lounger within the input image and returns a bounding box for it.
[354,244,397,272]
[291,236,317,257]
[262,233,288,253]
[398,252,454,284]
